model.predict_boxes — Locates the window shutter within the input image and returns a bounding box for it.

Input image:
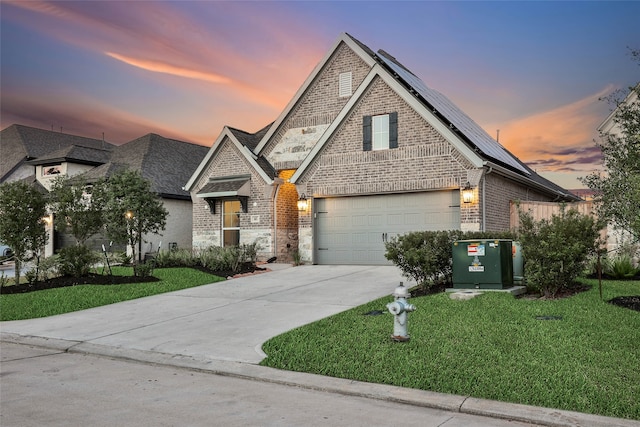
[389,112,398,149]
[363,115,372,151]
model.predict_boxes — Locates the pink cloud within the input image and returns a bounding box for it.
[4,1,324,111]
[105,52,232,85]
[485,86,613,173]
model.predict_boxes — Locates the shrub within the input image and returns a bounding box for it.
[133,260,154,278]
[385,230,462,291]
[198,243,259,273]
[154,243,260,273]
[58,245,101,277]
[37,254,60,281]
[154,248,198,268]
[385,230,518,292]
[604,254,639,279]
[517,205,602,298]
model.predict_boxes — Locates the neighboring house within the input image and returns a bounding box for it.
[1,125,209,257]
[186,33,579,265]
[1,124,115,184]
[598,83,639,136]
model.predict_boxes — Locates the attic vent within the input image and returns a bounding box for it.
[339,72,352,97]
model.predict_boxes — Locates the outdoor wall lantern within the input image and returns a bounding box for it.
[462,182,474,204]
[297,194,309,211]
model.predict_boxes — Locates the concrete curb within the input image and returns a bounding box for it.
[2,332,638,427]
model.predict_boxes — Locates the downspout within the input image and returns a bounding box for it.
[482,166,493,232]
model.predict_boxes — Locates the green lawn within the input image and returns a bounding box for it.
[261,278,640,420]
[0,267,224,321]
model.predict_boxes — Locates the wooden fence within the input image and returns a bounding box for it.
[509,200,594,229]
[509,200,626,254]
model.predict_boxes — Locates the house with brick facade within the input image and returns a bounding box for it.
[185,33,578,265]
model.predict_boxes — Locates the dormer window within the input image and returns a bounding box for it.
[42,164,62,176]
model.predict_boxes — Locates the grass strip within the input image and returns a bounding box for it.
[261,278,640,420]
[0,267,224,321]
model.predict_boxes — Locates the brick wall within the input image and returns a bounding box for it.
[483,172,552,231]
[276,170,299,262]
[262,42,372,161]
[300,77,475,198]
[191,139,274,258]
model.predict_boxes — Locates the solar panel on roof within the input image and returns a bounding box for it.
[378,54,530,175]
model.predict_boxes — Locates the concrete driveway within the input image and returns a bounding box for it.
[1,264,410,364]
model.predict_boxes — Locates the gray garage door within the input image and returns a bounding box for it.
[315,191,460,265]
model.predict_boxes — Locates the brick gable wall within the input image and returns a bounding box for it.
[262,42,372,169]
[299,76,476,198]
[191,139,274,256]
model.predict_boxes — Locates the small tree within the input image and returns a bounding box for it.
[581,50,639,241]
[97,169,168,273]
[0,181,49,282]
[49,175,105,245]
[517,205,602,298]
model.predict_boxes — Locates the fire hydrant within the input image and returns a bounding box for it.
[386,282,416,342]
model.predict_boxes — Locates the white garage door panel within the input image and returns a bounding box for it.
[315,191,460,265]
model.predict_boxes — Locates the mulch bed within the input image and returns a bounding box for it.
[0,264,266,295]
[608,295,640,312]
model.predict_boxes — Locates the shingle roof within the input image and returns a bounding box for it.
[197,176,251,197]
[26,144,113,166]
[228,124,276,179]
[107,134,210,199]
[1,125,209,200]
[1,124,115,181]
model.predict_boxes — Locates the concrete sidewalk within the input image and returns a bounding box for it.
[1,264,638,427]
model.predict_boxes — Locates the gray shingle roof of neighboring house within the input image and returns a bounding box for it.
[104,133,210,199]
[26,144,113,166]
[228,125,276,179]
[1,124,115,182]
[1,125,209,200]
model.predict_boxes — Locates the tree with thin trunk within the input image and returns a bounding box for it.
[95,169,167,273]
[581,49,639,242]
[49,175,105,245]
[0,181,49,283]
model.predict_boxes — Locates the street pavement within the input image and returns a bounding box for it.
[1,264,638,427]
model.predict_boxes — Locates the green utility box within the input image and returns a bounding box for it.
[452,240,514,289]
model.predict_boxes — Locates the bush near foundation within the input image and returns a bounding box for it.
[385,230,515,292]
[154,243,259,274]
[517,206,603,298]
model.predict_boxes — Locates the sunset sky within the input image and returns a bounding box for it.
[1,1,638,189]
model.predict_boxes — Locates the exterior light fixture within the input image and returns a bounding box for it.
[462,182,474,204]
[297,194,309,211]
[125,210,134,220]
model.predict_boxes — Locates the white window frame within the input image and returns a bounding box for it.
[372,114,390,150]
[222,200,241,247]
